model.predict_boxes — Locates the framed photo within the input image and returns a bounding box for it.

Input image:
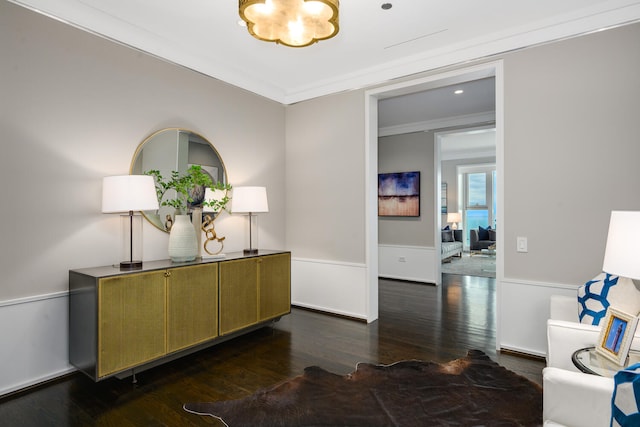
[596,307,639,365]
[378,171,420,217]
[441,183,447,214]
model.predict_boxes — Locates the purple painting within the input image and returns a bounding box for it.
[378,171,420,217]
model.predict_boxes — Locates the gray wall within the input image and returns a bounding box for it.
[502,22,640,285]
[290,21,640,288]
[2,1,640,391]
[378,131,435,247]
[285,90,366,263]
[0,1,286,301]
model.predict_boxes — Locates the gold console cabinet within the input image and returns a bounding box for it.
[69,251,290,381]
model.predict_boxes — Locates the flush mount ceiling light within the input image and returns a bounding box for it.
[239,0,339,48]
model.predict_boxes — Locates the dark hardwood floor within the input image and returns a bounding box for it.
[0,274,544,426]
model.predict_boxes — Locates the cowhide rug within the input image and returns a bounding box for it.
[184,350,542,426]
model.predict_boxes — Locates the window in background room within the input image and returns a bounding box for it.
[458,165,496,247]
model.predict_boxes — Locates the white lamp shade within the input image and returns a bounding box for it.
[447,212,462,223]
[203,187,227,213]
[231,186,269,214]
[102,175,159,213]
[602,210,640,280]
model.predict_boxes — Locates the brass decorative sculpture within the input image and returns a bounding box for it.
[201,214,225,255]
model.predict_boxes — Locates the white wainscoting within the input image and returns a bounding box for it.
[291,257,368,320]
[0,270,580,397]
[378,244,436,284]
[0,292,74,397]
[499,278,578,357]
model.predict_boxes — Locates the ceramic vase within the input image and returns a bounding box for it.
[168,214,198,262]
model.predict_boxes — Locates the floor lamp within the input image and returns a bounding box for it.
[102,175,159,270]
[232,186,269,255]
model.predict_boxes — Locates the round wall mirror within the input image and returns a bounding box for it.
[130,128,228,232]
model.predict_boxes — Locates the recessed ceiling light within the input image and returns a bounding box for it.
[454,89,464,95]
[381,3,392,10]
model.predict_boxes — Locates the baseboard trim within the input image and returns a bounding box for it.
[500,345,546,360]
[291,301,367,321]
[1,367,76,399]
[378,274,435,284]
[292,304,367,322]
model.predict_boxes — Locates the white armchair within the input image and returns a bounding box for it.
[545,213,640,426]
[546,295,640,371]
[543,367,613,427]
[543,294,640,426]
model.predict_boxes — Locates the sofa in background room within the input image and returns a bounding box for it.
[442,229,463,262]
[470,226,496,253]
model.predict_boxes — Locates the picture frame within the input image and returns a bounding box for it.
[441,183,447,214]
[596,307,639,365]
[378,171,420,217]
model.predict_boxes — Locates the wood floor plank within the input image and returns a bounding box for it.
[0,275,544,425]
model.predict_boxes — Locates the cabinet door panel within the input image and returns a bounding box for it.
[259,253,291,321]
[167,263,218,353]
[219,259,258,335]
[98,271,165,378]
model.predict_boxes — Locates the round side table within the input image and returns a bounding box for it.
[572,347,640,377]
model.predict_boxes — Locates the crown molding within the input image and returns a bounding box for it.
[9,0,640,104]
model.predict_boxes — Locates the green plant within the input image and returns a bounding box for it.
[202,185,233,214]
[145,165,231,215]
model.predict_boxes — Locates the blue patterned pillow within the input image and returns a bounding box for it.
[612,363,640,426]
[577,273,640,325]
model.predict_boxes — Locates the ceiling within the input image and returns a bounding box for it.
[378,77,497,160]
[10,0,640,105]
[378,77,495,136]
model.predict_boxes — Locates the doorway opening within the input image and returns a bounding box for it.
[438,127,497,279]
[366,61,504,350]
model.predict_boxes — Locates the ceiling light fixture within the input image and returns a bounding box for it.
[239,0,339,48]
[454,89,464,95]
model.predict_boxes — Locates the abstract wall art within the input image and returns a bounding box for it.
[378,171,420,217]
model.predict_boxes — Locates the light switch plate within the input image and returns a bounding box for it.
[517,236,528,253]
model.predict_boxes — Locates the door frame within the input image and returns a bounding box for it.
[365,61,504,350]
